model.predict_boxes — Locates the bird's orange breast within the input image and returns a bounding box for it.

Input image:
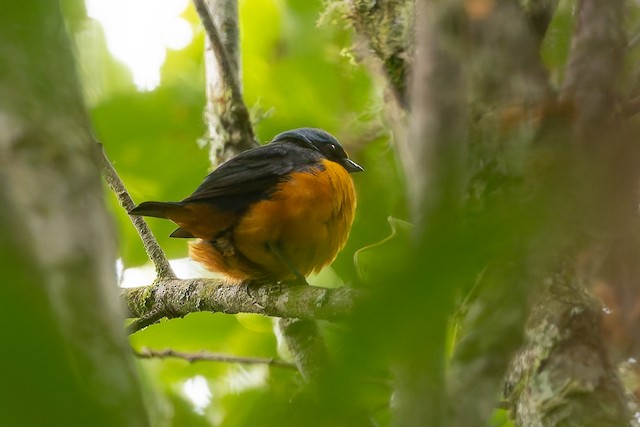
[189,159,357,283]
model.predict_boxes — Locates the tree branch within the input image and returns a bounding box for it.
[134,347,296,369]
[446,2,553,426]
[122,279,360,333]
[346,0,413,108]
[194,0,257,166]
[561,0,625,133]
[277,318,331,382]
[193,0,243,107]
[96,143,176,279]
[622,93,640,118]
[126,310,167,335]
[504,263,631,426]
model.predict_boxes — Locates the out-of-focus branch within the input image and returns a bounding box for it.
[504,263,630,426]
[134,347,296,369]
[97,143,176,279]
[194,0,257,167]
[407,1,468,226]
[560,0,640,368]
[277,319,331,382]
[622,93,640,118]
[122,279,359,333]
[275,318,376,425]
[519,0,560,43]
[0,3,149,423]
[446,1,555,426]
[386,0,469,425]
[468,0,551,107]
[561,0,625,133]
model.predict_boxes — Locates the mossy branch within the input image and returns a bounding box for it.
[122,279,360,333]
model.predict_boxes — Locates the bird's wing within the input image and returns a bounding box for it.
[181,143,321,211]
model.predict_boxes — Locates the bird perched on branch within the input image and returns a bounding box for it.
[129,128,363,284]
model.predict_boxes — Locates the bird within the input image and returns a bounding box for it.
[129,128,363,285]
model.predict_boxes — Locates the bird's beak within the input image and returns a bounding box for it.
[343,158,364,173]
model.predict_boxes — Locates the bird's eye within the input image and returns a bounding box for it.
[328,143,338,151]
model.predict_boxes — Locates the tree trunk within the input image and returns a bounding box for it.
[345,0,637,425]
[0,2,148,425]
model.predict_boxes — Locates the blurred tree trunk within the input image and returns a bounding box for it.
[0,2,148,426]
[345,0,637,425]
[504,0,633,425]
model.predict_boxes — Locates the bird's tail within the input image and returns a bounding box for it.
[128,201,184,219]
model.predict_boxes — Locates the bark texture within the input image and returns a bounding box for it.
[0,2,148,425]
[504,265,630,427]
[200,0,256,167]
[123,279,358,329]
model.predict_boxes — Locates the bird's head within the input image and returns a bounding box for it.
[272,128,364,173]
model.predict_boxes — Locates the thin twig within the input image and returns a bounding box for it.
[134,347,296,369]
[96,142,176,279]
